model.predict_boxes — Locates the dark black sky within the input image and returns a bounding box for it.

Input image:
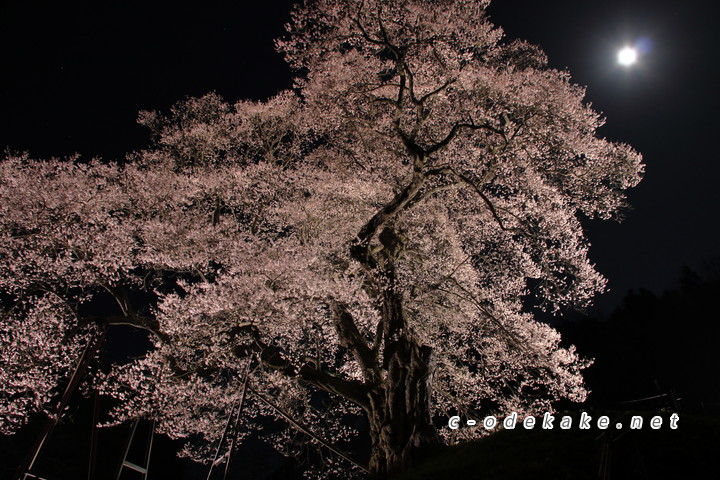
[1,0,718,314]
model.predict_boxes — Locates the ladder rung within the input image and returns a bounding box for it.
[23,472,52,480]
[122,460,148,474]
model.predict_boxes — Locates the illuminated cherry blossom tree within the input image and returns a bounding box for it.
[0,0,642,477]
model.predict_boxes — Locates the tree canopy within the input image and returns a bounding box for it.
[0,0,642,477]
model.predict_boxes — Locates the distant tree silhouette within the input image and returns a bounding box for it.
[559,267,720,410]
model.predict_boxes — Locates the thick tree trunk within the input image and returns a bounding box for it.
[349,188,445,476]
[367,337,441,477]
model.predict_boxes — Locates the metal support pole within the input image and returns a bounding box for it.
[15,331,105,480]
[223,370,250,480]
[87,390,100,480]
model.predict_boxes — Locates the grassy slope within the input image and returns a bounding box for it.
[393,411,720,480]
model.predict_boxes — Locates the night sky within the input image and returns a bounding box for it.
[1,0,718,314]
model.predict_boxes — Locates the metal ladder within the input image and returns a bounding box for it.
[114,419,155,480]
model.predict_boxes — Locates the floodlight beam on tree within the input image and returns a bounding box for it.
[0,0,642,478]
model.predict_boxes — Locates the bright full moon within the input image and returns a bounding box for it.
[617,47,638,66]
